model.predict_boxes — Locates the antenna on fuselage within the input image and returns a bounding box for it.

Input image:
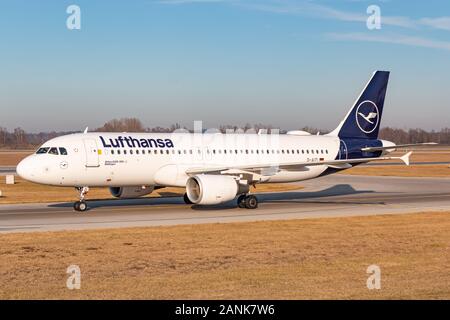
[83,127,89,134]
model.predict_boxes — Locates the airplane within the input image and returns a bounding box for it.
[16,71,436,212]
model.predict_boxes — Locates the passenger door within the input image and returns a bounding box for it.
[83,139,100,167]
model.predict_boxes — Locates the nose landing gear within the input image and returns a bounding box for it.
[237,194,258,209]
[74,186,89,212]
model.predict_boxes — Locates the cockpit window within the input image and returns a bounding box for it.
[36,147,49,154]
[48,147,59,155]
[59,147,68,155]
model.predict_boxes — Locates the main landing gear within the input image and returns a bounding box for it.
[237,194,258,209]
[74,186,89,212]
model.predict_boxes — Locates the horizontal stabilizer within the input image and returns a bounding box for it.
[400,151,412,166]
[361,142,438,152]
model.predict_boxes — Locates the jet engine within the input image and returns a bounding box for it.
[186,175,243,205]
[109,186,154,199]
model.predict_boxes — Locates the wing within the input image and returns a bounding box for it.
[361,142,437,152]
[185,152,412,176]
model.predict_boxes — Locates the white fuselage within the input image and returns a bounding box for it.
[17,132,344,187]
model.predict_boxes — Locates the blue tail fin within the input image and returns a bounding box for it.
[329,71,390,139]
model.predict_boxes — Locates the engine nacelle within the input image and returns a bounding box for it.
[109,186,154,199]
[186,175,241,205]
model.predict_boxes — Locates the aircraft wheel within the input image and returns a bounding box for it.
[245,195,258,209]
[237,195,246,208]
[183,193,193,204]
[74,201,87,212]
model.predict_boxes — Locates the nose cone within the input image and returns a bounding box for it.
[17,156,35,181]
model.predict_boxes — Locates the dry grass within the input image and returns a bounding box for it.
[342,165,450,177]
[0,177,302,204]
[0,150,32,166]
[0,212,448,299]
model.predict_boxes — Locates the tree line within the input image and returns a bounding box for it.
[0,118,449,149]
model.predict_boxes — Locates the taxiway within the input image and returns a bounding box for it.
[1,174,449,233]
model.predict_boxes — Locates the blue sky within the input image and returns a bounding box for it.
[1,0,449,132]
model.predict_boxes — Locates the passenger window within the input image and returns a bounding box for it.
[136,150,139,155]
[130,150,133,155]
[48,147,59,155]
[124,150,127,155]
[111,150,115,155]
[36,147,49,154]
[326,150,329,154]
[117,150,121,155]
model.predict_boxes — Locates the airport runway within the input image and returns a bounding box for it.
[1,174,450,233]
[0,166,16,175]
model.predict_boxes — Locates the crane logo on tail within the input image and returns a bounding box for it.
[355,100,379,134]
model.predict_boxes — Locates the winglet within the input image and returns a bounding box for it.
[400,151,412,166]
[83,127,89,134]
